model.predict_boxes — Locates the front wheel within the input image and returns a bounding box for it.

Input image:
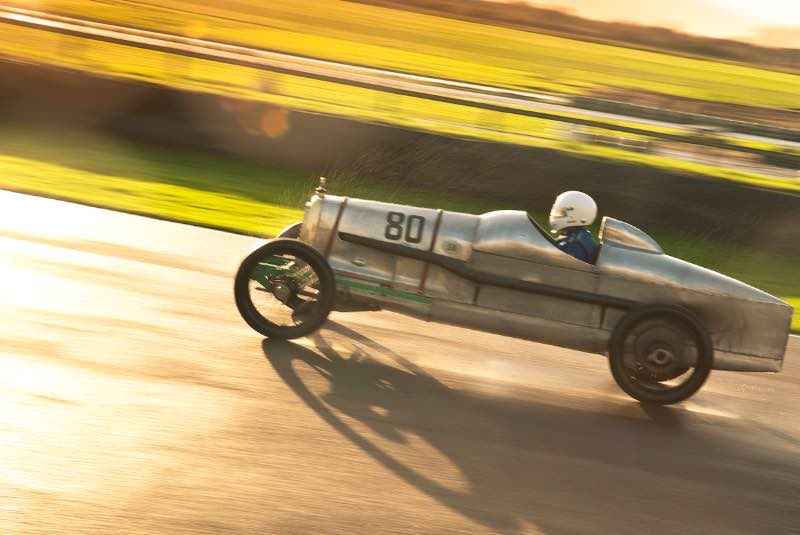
[234,239,335,339]
[609,306,712,405]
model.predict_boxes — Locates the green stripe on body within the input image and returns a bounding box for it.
[336,278,431,304]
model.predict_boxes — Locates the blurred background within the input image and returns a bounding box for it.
[0,1,797,325]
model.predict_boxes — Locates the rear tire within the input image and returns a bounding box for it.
[234,239,335,339]
[609,306,712,405]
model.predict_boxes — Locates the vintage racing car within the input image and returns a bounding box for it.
[235,179,793,405]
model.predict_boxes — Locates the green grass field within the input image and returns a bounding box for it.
[9,0,800,109]
[1,123,796,331]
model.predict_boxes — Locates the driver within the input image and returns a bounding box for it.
[549,191,599,263]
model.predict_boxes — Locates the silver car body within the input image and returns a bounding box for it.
[299,192,793,372]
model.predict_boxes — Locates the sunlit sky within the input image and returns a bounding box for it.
[512,0,800,46]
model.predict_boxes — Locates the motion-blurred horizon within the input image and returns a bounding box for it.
[501,0,800,47]
[358,0,799,73]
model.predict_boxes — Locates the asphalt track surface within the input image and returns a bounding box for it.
[1,190,799,534]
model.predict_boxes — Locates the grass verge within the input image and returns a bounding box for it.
[0,123,797,331]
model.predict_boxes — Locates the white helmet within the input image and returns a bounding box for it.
[549,191,597,233]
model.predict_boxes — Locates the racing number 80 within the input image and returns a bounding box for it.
[385,211,425,244]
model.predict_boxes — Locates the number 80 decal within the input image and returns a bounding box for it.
[385,211,426,244]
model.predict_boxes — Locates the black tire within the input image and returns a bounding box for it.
[609,306,712,405]
[235,239,335,339]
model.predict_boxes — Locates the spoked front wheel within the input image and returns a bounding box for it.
[234,239,335,339]
[609,306,713,405]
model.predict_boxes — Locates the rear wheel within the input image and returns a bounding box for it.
[234,239,335,339]
[609,307,712,405]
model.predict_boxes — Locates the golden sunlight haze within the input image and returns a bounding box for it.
[504,0,800,46]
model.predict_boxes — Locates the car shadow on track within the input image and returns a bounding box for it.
[262,322,798,535]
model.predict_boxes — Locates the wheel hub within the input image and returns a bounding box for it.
[646,346,675,367]
[632,327,685,381]
[272,281,294,304]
